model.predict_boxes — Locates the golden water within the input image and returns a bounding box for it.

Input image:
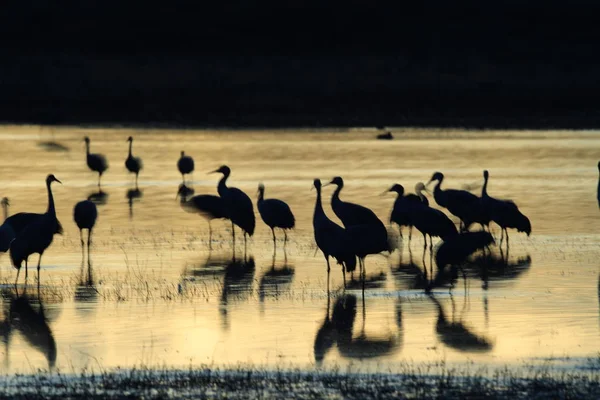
[0,126,597,373]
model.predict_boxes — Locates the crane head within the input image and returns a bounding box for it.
[83,137,90,144]
[426,171,444,186]
[257,183,265,196]
[312,179,321,191]
[327,176,343,187]
[483,170,489,179]
[181,150,185,157]
[0,197,8,207]
[211,165,230,176]
[126,136,133,142]
[415,182,429,194]
[385,184,404,195]
[46,174,62,185]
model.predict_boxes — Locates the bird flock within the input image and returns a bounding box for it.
[0,135,549,292]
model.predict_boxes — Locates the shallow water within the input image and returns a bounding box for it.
[0,126,598,374]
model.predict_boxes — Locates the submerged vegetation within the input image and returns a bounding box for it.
[0,360,598,399]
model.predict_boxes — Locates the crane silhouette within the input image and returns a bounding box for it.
[312,179,356,285]
[0,198,64,254]
[427,172,488,232]
[327,176,389,281]
[257,183,295,251]
[436,231,495,273]
[73,199,97,261]
[177,184,228,248]
[84,137,108,188]
[480,170,531,248]
[178,151,195,185]
[386,184,422,243]
[408,189,458,255]
[125,136,143,187]
[211,165,255,250]
[9,175,62,285]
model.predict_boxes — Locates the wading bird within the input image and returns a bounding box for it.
[327,177,389,280]
[10,175,62,285]
[427,172,488,232]
[73,199,97,259]
[480,170,531,248]
[257,183,295,251]
[312,179,356,284]
[84,137,108,188]
[178,151,195,185]
[125,136,143,187]
[211,166,255,249]
[386,184,422,243]
[177,184,228,248]
[0,198,63,253]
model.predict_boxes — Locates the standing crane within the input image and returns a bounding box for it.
[312,179,356,285]
[178,151,195,185]
[84,137,108,188]
[211,166,255,249]
[177,184,228,248]
[257,183,295,252]
[73,199,98,262]
[125,136,143,187]
[10,175,62,285]
[480,170,531,248]
[426,171,488,232]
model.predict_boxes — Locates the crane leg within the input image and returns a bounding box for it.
[284,231,288,248]
[271,228,276,252]
[88,228,93,269]
[208,222,213,250]
[37,253,43,275]
[342,263,346,288]
[24,259,28,280]
[15,267,20,288]
[231,221,236,248]
[325,255,331,273]
[409,226,413,244]
[135,173,139,189]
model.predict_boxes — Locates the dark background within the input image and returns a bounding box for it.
[1,1,599,128]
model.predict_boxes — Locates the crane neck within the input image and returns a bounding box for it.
[128,140,133,157]
[46,181,56,216]
[2,202,7,222]
[314,186,324,220]
[331,184,343,207]
[85,141,90,156]
[482,174,489,198]
[217,174,229,197]
[257,188,264,202]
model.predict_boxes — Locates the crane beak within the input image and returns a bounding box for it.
[379,189,391,196]
[322,182,331,187]
[55,178,62,184]
[425,179,433,187]
[209,169,219,174]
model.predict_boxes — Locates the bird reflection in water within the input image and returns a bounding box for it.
[126,187,143,219]
[87,189,109,206]
[258,250,295,311]
[74,247,98,303]
[181,250,255,331]
[314,291,401,364]
[4,286,58,370]
[463,250,532,290]
[428,293,493,353]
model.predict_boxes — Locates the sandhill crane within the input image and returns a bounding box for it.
[211,166,255,249]
[386,184,422,243]
[327,177,389,280]
[312,179,356,285]
[125,136,143,187]
[84,137,108,188]
[257,183,295,251]
[178,151,195,184]
[480,170,531,248]
[177,184,228,248]
[427,172,488,232]
[10,175,62,285]
[73,199,97,260]
[0,199,64,253]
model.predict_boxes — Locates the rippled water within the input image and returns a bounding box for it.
[0,126,598,374]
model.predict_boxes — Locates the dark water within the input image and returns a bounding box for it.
[0,126,598,373]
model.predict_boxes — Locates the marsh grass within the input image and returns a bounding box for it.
[0,359,598,399]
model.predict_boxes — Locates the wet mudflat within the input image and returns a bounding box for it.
[0,127,597,394]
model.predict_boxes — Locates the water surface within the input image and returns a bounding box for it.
[0,126,598,373]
